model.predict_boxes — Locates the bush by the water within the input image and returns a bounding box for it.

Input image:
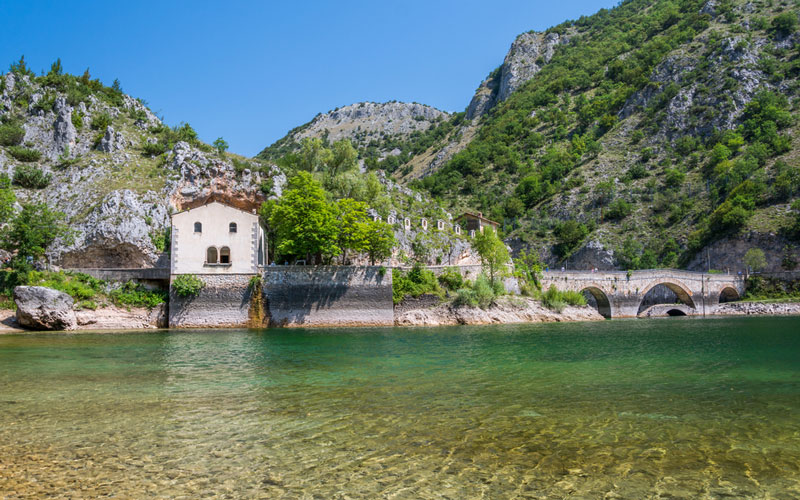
[172,274,205,297]
[454,274,502,309]
[24,271,104,301]
[541,285,586,313]
[109,281,167,308]
[392,264,441,304]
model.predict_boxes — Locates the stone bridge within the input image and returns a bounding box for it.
[540,270,745,319]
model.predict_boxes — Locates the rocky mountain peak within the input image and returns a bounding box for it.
[258,101,450,159]
[467,31,568,120]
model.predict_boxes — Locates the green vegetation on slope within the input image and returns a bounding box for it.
[406,0,800,266]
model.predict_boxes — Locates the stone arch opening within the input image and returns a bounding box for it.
[637,282,696,315]
[666,309,687,316]
[581,286,612,319]
[719,286,740,303]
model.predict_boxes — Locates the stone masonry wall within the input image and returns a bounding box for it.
[264,266,393,327]
[169,274,256,328]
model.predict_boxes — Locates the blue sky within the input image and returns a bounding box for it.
[1,1,617,157]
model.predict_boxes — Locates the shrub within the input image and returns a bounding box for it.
[454,274,496,309]
[26,271,103,301]
[663,168,685,188]
[149,228,171,253]
[12,164,51,188]
[7,146,41,162]
[0,122,25,146]
[391,265,441,304]
[554,220,589,258]
[110,281,168,308]
[142,141,166,156]
[91,112,112,131]
[772,12,798,37]
[71,110,84,130]
[437,267,463,290]
[172,274,205,297]
[605,199,632,220]
[542,285,586,312]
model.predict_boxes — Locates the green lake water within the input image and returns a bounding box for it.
[1,316,799,499]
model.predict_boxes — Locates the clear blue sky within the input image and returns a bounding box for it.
[1,1,617,157]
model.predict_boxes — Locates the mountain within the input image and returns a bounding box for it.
[261,0,800,271]
[257,101,450,162]
[0,67,470,269]
[0,68,276,268]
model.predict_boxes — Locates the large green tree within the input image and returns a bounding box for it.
[270,172,339,263]
[336,198,369,264]
[363,219,395,265]
[472,228,510,285]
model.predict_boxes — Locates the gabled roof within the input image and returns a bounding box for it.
[171,199,258,219]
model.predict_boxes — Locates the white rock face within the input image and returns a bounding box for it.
[262,101,450,156]
[467,31,567,119]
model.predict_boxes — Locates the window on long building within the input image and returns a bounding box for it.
[220,246,231,264]
[229,222,237,233]
[206,247,218,264]
[194,222,202,233]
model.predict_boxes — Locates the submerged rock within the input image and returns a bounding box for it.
[13,286,77,331]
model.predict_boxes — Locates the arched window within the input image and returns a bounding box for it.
[220,246,231,264]
[206,247,218,264]
[229,222,237,233]
[194,222,202,233]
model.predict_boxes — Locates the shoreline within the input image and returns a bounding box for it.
[2,300,800,334]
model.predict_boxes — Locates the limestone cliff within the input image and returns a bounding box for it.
[0,72,274,269]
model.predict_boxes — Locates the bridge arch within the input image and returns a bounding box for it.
[580,286,612,319]
[637,279,696,316]
[719,286,740,303]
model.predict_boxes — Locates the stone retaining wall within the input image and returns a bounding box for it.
[263,266,393,327]
[169,274,256,328]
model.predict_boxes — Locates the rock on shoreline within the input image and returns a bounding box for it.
[395,296,604,326]
[714,301,800,316]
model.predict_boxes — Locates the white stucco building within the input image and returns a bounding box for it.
[170,201,265,274]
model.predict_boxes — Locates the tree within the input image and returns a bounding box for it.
[111,78,122,93]
[335,198,369,264]
[48,58,63,76]
[363,219,395,265]
[328,139,358,178]
[1,203,73,282]
[9,55,33,76]
[295,137,333,172]
[744,248,767,273]
[554,220,589,258]
[472,228,510,285]
[269,172,339,263]
[213,137,229,155]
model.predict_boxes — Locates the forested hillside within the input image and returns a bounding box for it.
[263,0,800,271]
[413,0,800,270]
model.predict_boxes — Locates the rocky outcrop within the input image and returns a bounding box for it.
[686,231,800,273]
[395,296,603,326]
[467,31,567,119]
[13,286,77,331]
[259,102,450,158]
